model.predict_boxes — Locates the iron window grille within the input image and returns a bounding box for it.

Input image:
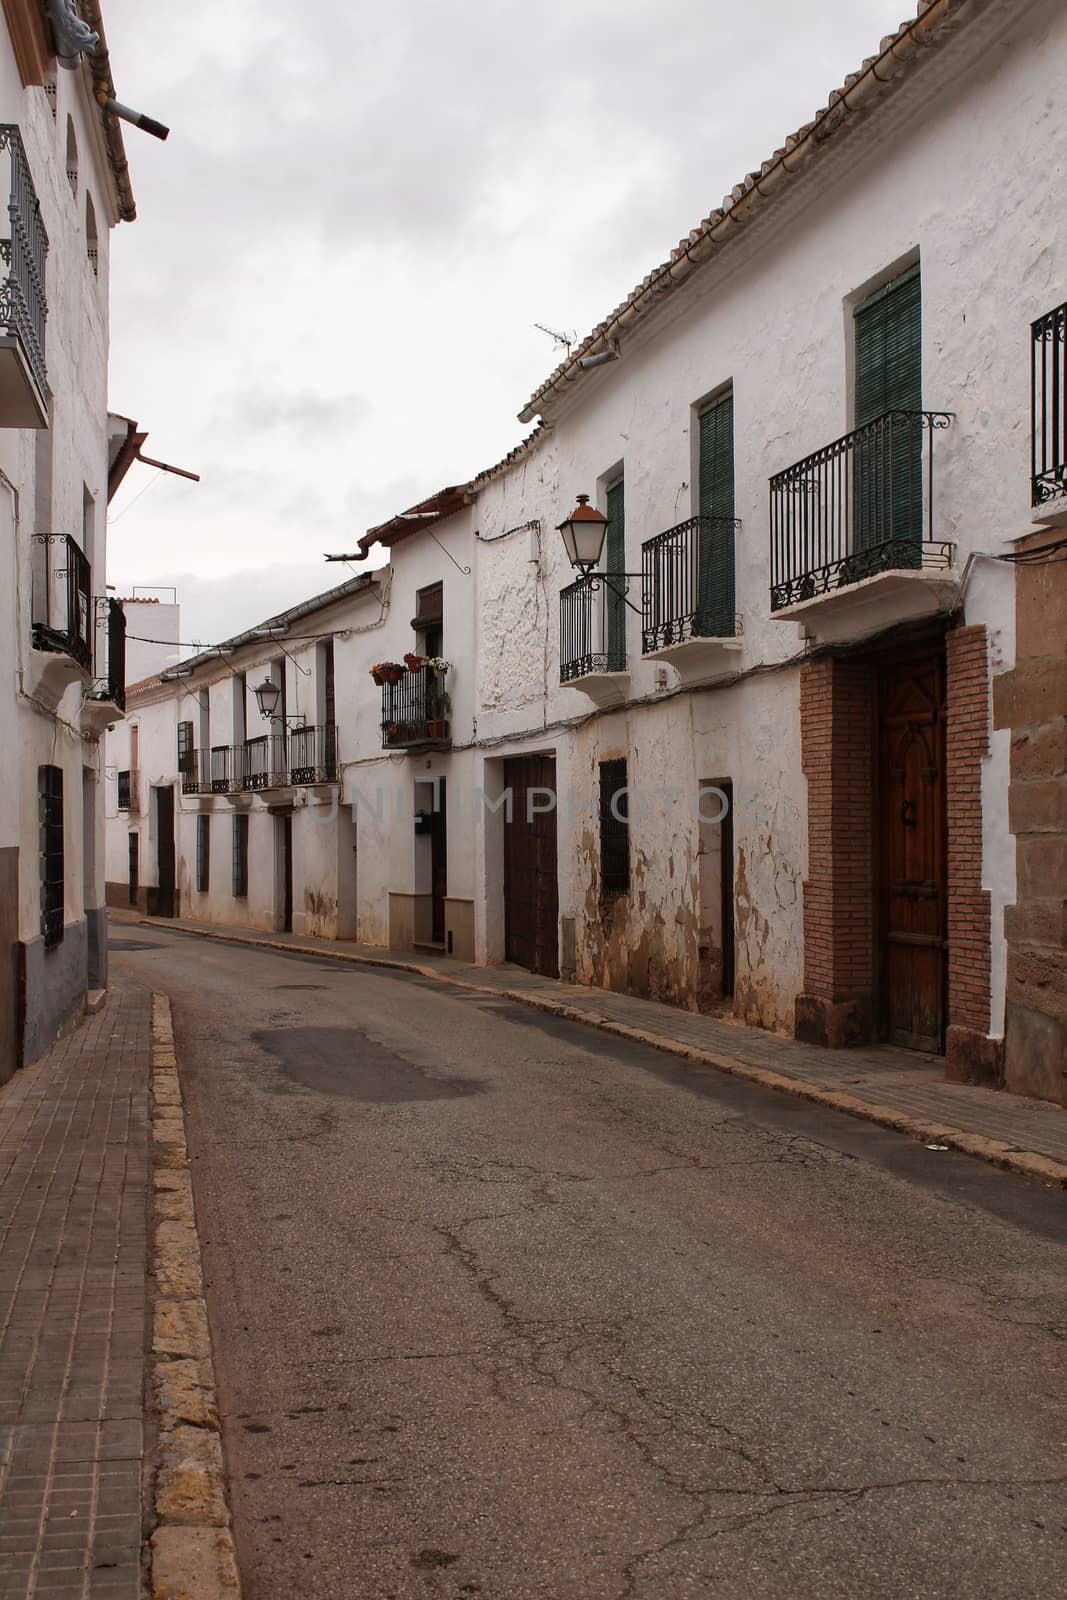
[1032,300,1067,508]
[117,770,131,811]
[31,533,92,669]
[289,723,338,784]
[0,124,48,402]
[196,814,210,893]
[39,764,63,948]
[210,744,232,794]
[599,758,630,896]
[560,576,627,682]
[232,814,249,898]
[88,595,125,710]
[768,410,954,610]
[380,667,450,749]
[178,721,199,794]
[640,515,740,652]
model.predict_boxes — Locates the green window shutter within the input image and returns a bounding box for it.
[697,392,735,636]
[853,265,922,559]
[604,477,626,670]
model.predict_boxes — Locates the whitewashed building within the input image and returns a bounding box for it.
[111,0,1067,1104]
[0,2,146,1078]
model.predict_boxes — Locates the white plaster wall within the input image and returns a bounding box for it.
[0,42,122,957]
[453,0,1063,1022]
[122,601,181,685]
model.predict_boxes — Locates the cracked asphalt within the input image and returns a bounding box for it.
[110,924,1067,1600]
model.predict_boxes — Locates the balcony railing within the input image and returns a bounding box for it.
[641,515,739,653]
[32,534,92,669]
[769,409,954,611]
[381,666,451,749]
[180,725,339,794]
[560,576,626,682]
[1032,301,1066,509]
[289,723,338,784]
[88,596,126,711]
[0,125,47,406]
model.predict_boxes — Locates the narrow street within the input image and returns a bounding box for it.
[112,925,1067,1600]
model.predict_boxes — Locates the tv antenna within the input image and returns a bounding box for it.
[533,321,577,355]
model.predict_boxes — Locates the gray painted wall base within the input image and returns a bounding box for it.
[87,906,108,990]
[20,920,88,1069]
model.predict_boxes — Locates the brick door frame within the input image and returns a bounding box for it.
[796,621,1001,1077]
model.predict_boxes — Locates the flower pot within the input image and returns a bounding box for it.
[381,668,403,685]
[403,653,425,671]
[371,668,388,686]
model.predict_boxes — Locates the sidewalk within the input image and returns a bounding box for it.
[112,909,1067,1185]
[0,985,151,1599]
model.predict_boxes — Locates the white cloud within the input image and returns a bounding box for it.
[103,0,912,634]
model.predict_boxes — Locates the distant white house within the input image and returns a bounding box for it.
[109,0,1067,1106]
[0,1,145,1077]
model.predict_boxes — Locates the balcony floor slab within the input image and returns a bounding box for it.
[642,637,742,681]
[771,567,959,645]
[560,670,631,706]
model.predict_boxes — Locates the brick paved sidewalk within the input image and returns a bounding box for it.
[0,983,151,1600]
[112,908,1067,1174]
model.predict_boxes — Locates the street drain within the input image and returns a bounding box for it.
[250,1026,482,1103]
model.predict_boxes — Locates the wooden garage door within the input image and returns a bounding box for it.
[503,755,559,978]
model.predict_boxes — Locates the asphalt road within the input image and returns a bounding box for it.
[110,924,1067,1600]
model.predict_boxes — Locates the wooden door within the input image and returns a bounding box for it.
[279,814,293,933]
[155,787,175,918]
[503,755,559,978]
[430,779,447,944]
[877,651,946,1051]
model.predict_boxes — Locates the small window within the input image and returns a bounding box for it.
[177,719,194,771]
[599,758,629,895]
[39,765,64,947]
[65,115,77,197]
[232,814,249,898]
[117,770,131,811]
[197,815,210,894]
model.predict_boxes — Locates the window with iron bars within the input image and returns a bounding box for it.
[39,764,64,948]
[232,813,248,898]
[599,758,630,895]
[196,814,210,894]
[117,769,131,811]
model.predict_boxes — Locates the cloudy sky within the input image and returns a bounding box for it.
[103,0,911,651]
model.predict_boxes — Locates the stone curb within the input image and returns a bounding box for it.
[148,992,243,1600]
[134,923,1067,1193]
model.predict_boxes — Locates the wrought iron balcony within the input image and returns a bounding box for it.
[0,125,47,424]
[381,666,451,750]
[560,576,626,682]
[769,409,954,612]
[239,734,288,791]
[32,533,92,670]
[640,515,739,654]
[289,723,338,784]
[87,596,126,712]
[1032,300,1066,512]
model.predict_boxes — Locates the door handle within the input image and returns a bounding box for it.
[900,799,917,828]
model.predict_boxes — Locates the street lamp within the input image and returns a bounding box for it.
[556,495,610,576]
[556,493,642,612]
[252,677,281,722]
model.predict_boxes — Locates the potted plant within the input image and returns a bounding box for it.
[370,661,407,686]
[424,686,451,740]
[403,651,425,671]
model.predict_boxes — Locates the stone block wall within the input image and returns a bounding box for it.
[993,533,1067,1106]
